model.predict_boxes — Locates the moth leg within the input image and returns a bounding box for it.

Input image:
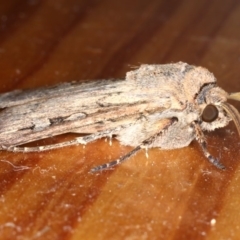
[7,131,115,152]
[90,129,166,173]
[90,146,142,173]
[192,121,225,169]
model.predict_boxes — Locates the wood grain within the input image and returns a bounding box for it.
[1,0,240,239]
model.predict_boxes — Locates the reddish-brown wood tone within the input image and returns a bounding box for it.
[0,0,240,239]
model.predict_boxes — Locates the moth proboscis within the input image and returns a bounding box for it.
[0,62,240,172]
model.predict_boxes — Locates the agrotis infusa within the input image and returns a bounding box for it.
[0,62,240,172]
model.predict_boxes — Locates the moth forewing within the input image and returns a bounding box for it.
[0,76,169,149]
[0,62,239,172]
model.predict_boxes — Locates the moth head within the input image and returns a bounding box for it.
[199,86,240,136]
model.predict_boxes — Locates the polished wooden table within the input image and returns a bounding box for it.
[1,0,240,239]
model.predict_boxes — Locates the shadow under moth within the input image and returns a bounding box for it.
[0,62,240,172]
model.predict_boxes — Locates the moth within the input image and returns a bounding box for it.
[0,62,240,172]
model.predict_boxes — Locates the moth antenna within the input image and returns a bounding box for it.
[222,102,240,137]
[228,92,240,101]
[90,146,141,173]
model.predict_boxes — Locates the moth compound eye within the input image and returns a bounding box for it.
[201,104,219,122]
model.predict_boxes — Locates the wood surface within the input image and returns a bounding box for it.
[0,0,240,239]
